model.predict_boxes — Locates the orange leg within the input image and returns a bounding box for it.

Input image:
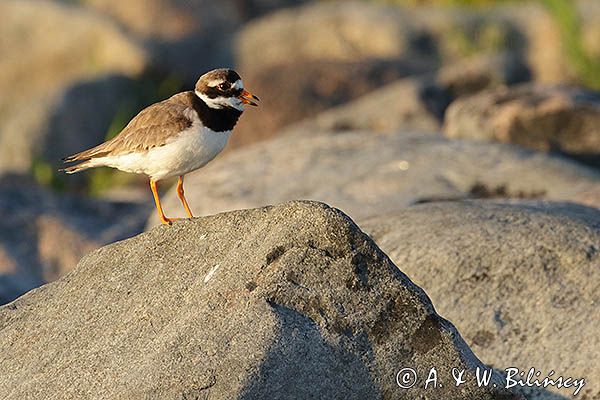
[177,176,194,219]
[150,179,173,225]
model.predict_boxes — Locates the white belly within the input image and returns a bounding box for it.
[98,126,231,180]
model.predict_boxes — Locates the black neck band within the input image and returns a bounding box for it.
[192,95,242,132]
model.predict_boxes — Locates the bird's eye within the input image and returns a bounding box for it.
[218,83,229,91]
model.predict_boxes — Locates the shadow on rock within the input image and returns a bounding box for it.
[240,303,379,399]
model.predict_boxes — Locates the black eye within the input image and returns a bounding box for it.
[218,82,229,91]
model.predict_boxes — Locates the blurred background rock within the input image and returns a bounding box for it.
[1,1,599,397]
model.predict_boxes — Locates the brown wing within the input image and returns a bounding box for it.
[63,92,195,162]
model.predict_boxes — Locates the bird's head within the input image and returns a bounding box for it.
[194,68,259,112]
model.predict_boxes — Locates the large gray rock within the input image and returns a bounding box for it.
[289,53,529,134]
[0,201,520,399]
[444,84,600,166]
[148,131,600,227]
[0,175,149,304]
[362,200,599,399]
[0,0,147,175]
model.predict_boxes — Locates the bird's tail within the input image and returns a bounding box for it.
[59,161,94,174]
[60,143,110,174]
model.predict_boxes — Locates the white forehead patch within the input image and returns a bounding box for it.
[207,78,225,87]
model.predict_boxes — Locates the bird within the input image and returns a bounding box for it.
[61,68,259,225]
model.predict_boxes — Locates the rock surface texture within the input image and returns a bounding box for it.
[444,84,600,165]
[0,201,520,399]
[149,131,600,226]
[363,200,600,400]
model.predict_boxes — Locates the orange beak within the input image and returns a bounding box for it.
[238,89,259,106]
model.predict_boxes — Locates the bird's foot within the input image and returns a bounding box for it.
[160,217,184,225]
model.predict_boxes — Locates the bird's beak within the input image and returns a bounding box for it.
[238,89,259,106]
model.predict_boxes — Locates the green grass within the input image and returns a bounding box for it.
[442,21,511,59]
[542,0,600,89]
[32,158,66,191]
